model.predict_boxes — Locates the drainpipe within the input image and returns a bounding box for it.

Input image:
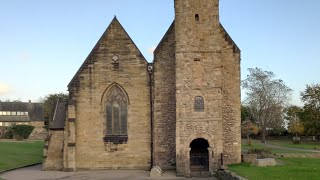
[148,63,154,169]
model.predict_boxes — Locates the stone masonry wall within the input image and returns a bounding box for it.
[29,121,48,140]
[43,130,64,170]
[68,18,151,170]
[220,25,241,165]
[153,23,176,169]
[174,0,223,176]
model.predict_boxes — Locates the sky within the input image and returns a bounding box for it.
[0,0,319,106]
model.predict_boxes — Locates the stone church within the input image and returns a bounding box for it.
[43,0,241,177]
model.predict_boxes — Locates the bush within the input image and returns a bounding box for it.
[247,139,253,146]
[4,126,14,139]
[248,148,272,158]
[0,127,6,138]
[11,125,34,140]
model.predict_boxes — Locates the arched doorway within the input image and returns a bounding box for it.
[189,138,209,174]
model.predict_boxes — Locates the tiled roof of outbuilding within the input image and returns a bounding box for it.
[50,99,66,130]
[0,102,44,122]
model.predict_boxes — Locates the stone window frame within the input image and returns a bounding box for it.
[101,83,129,144]
[194,96,205,112]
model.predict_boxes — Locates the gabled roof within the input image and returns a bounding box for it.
[153,21,175,56]
[0,102,44,122]
[50,99,66,130]
[68,17,148,92]
[220,23,241,54]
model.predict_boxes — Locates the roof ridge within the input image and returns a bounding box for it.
[68,17,148,91]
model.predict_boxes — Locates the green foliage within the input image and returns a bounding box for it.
[285,105,303,122]
[242,139,318,154]
[241,105,254,122]
[229,158,320,180]
[248,148,272,155]
[4,126,14,139]
[288,121,304,137]
[0,141,44,171]
[41,93,68,125]
[3,99,22,102]
[247,139,253,146]
[241,120,259,140]
[43,124,49,131]
[242,67,292,141]
[285,105,305,138]
[300,84,320,137]
[267,127,287,136]
[11,125,34,140]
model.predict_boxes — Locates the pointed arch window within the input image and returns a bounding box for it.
[194,96,204,112]
[104,86,128,144]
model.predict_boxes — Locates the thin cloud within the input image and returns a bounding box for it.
[147,46,156,55]
[0,83,12,95]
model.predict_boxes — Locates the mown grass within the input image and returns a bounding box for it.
[229,158,320,180]
[267,140,320,150]
[0,141,44,171]
[242,139,319,154]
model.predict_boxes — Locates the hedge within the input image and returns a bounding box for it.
[11,125,35,140]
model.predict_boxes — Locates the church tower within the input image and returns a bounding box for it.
[174,0,241,176]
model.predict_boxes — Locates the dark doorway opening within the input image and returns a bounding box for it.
[190,138,209,176]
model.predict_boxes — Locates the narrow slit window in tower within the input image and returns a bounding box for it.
[195,14,200,22]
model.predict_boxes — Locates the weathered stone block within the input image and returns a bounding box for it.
[150,166,162,177]
[242,154,257,163]
[253,158,277,167]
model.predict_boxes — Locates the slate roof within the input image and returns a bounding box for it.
[50,99,66,130]
[0,115,30,122]
[0,102,44,122]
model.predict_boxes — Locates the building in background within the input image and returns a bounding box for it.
[0,101,47,140]
[0,101,44,127]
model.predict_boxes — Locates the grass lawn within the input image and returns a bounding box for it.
[229,158,320,180]
[242,139,319,154]
[267,140,320,150]
[0,140,44,171]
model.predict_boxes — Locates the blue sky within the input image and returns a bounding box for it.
[0,0,319,106]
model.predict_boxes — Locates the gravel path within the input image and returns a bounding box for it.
[0,164,217,180]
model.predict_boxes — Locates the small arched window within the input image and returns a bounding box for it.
[194,96,204,112]
[104,86,128,144]
[195,14,200,22]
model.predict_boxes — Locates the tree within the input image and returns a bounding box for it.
[242,68,292,142]
[241,105,254,123]
[41,93,69,127]
[285,105,303,123]
[300,84,320,138]
[285,105,303,138]
[288,120,304,137]
[3,99,22,102]
[241,120,259,142]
